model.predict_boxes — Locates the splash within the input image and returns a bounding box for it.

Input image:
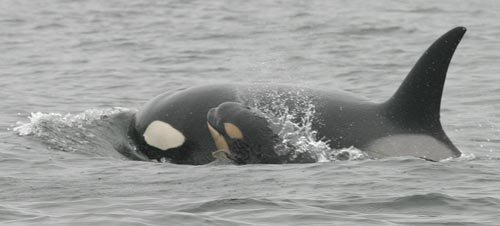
[13,108,139,159]
[14,108,129,136]
[244,88,367,163]
[328,146,369,161]
[266,101,332,163]
[441,152,477,162]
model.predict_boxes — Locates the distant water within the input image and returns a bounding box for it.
[2,0,500,225]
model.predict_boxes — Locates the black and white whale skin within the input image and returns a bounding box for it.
[128,27,466,165]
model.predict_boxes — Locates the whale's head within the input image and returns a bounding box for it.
[207,102,282,164]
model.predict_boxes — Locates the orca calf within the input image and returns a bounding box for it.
[128,27,465,164]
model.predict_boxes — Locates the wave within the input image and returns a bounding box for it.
[13,108,145,160]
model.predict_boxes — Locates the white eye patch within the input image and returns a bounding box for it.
[224,123,243,140]
[143,120,185,151]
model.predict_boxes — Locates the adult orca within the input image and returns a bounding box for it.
[128,27,465,164]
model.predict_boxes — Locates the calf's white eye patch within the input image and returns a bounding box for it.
[143,120,185,151]
[224,123,243,140]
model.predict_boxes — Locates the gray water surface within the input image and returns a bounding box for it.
[2,0,500,225]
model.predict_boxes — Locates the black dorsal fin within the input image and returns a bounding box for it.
[383,27,466,128]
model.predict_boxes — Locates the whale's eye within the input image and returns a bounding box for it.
[224,123,244,140]
[143,120,185,151]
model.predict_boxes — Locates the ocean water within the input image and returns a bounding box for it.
[2,0,500,225]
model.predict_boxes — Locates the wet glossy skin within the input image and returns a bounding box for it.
[129,27,465,164]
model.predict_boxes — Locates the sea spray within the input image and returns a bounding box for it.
[242,88,368,162]
[13,108,137,158]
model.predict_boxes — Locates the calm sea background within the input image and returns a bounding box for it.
[2,0,500,225]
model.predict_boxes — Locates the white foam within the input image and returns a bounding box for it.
[248,90,334,162]
[13,108,130,136]
[329,146,368,161]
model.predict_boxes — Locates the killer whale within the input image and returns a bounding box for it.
[128,27,465,164]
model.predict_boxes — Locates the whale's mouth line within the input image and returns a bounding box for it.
[206,108,225,135]
[206,116,231,152]
[206,118,225,138]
